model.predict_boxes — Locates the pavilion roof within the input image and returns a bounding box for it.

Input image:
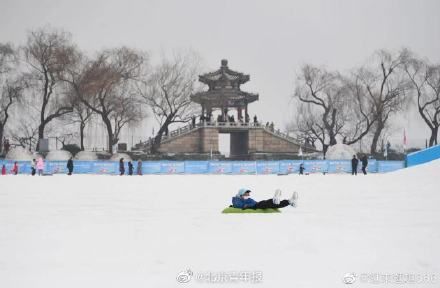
[191,88,259,107]
[199,59,250,86]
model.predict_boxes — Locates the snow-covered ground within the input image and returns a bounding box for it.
[0,160,439,288]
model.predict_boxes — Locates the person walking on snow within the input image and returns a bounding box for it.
[299,163,305,175]
[361,155,368,175]
[30,159,36,176]
[119,158,125,176]
[67,157,74,175]
[137,159,142,175]
[351,155,359,175]
[232,188,298,210]
[36,157,44,176]
[128,161,133,175]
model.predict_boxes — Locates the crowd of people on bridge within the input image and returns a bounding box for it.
[196,112,262,126]
[191,112,280,134]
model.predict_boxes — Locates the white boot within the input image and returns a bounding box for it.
[289,191,298,207]
[273,189,282,205]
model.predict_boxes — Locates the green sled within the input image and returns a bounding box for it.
[222,207,281,214]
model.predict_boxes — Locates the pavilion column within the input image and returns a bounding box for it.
[245,103,248,123]
[207,107,212,122]
[238,107,242,121]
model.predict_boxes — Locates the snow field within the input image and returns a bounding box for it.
[0,160,439,287]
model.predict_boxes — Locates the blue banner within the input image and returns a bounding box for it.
[91,161,119,175]
[279,160,303,174]
[303,160,328,173]
[184,161,209,174]
[160,161,185,174]
[208,161,233,174]
[0,160,31,174]
[231,161,257,174]
[72,161,94,174]
[327,160,352,173]
[256,161,280,174]
[407,144,440,167]
[141,161,161,174]
[46,161,68,174]
[0,159,405,175]
[377,161,405,173]
[364,159,377,173]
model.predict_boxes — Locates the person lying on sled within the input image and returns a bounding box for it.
[232,188,298,209]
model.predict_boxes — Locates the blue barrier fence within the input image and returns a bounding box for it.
[406,144,440,167]
[0,159,405,175]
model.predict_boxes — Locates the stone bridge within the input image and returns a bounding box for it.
[134,121,315,159]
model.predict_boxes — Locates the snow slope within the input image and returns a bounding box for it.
[0,160,439,288]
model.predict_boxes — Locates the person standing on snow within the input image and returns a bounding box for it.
[137,159,142,175]
[1,164,6,175]
[299,163,305,175]
[232,188,298,210]
[128,161,133,175]
[351,155,359,175]
[67,157,74,176]
[36,157,44,176]
[119,158,125,176]
[11,162,19,175]
[30,159,36,176]
[361,155,368,175]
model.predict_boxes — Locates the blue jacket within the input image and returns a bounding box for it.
[232,196,257,209]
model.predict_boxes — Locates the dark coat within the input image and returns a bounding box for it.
[351,158,359,168]
[361,156,368,167]
[67,159,73,170]
[128,162,133,175]
[119,160,125,173]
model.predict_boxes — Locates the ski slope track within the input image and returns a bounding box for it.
[1,160,439,287]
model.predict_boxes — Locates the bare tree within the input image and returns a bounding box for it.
[65,93,93,150]
[293,65,348,155]
[340,74,377,145]
[355,50,409,154]
[402,50,440,147]
[0,43,23,153]
[289,102,324,150]
[65,47,146,153]
[139,52,201,154]
[23,27,78,150]
[58,48,94,150]
[10,113,39,151]
[109,80,145,150]
[0,43,15,73]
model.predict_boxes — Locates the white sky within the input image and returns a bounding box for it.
[1,0,439,149]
